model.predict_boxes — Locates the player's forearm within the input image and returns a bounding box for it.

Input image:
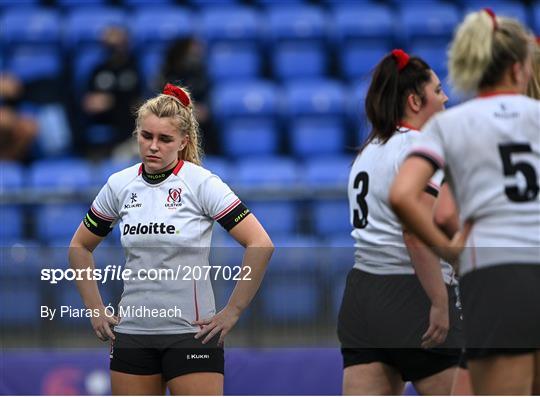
[226,243,273,314]
[68,246,104,310]
[391,190,450,258]
[404,232,448,307]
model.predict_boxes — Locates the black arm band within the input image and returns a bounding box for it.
[217,202,251,231]
[82,208,113,237]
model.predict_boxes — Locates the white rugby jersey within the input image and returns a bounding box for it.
[349,127,455,284]
[409,93,540,275]
[84,161,249,334]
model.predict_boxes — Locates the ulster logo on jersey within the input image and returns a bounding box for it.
[165,188,183,208]
[124,192,143,209]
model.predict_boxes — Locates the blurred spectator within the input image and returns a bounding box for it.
[0,106,38,161]
[82,26,142,158]
[0,74,38,161]
[156,37,217,154]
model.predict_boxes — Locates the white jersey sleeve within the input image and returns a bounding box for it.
[408,117,446,171]
[91,182,120,224]
[198,174,242,223]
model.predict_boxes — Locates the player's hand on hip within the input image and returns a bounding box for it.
[90,305,119,342]
[192,305,241,346]
[421,302,449,349]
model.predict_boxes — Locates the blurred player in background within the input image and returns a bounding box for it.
[390,9,539,395]
[527,36,540,99]
[69,83,273,395]
[338,49,464,395]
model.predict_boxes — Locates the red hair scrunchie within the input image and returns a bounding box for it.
[163,83,191,107]
[483,8,497,30]
[391,49,410,72]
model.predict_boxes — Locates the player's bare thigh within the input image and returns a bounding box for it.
[167,372,224,396]
[468,352,535,395]
[111,371,166,395]
[343,362,404,395]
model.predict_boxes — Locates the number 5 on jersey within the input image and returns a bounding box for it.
[353,171,369,229]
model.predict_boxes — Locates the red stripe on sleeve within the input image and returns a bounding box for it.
[213,199,241,221]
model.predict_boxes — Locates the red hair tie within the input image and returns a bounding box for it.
[391,49,410,72]
[163,83,190,107]
[483,8,497,30]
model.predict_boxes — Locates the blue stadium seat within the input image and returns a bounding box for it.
[248,201,298,235]
[96,159,136,186]
[64,7,127,49]
[348,80,371,135]
[188,0,239,7]
[464,1,528,26]
[290,120,345,158]
[411,44,448,78]
[261,279,319,322]
[284,80,347,121]
[324,235,355,274]
[7,50,61,83]
[303,155,351,188]
[269,235,322,273]
[399,4,460,47]
[0,8,61,51]
[266,5,328,45]
[131,7,193,49]
[0,286,40,326]
[0,0,39,7]
[235,157,299,187]
[0,206,23,241]
[29,159,94,190]
[0,162,24,192]
[208,44,261,82]
[0,240,42,281]
[36,204,88,244]
[256,0,305,5]
[57,0,107,7]
[201,156,231,183]
[332,4,395,48]
[312,199,350,235]
[272,43,327,81]
[222,120,278,158]
[340,45,388,81]
[198,6,262,47]
[123,0,176,6]
[212,81,278,121]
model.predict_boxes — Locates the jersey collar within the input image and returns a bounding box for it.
[137,160,185,176]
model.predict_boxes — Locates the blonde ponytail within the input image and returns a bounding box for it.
[449,10,530,95]
[448,11,496,94]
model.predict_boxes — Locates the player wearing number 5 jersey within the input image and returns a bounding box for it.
[390,9,540,395]
[69,83,273,395]
[338,50,464,395]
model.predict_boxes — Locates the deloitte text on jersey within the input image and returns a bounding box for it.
[122,222,179,235]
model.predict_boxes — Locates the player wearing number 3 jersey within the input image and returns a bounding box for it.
[390,9,540,395]
[69,84,273,395]
[338,50,464,395]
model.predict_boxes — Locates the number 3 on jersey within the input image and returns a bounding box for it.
[353,171,369,228]
[498,143,539,202]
